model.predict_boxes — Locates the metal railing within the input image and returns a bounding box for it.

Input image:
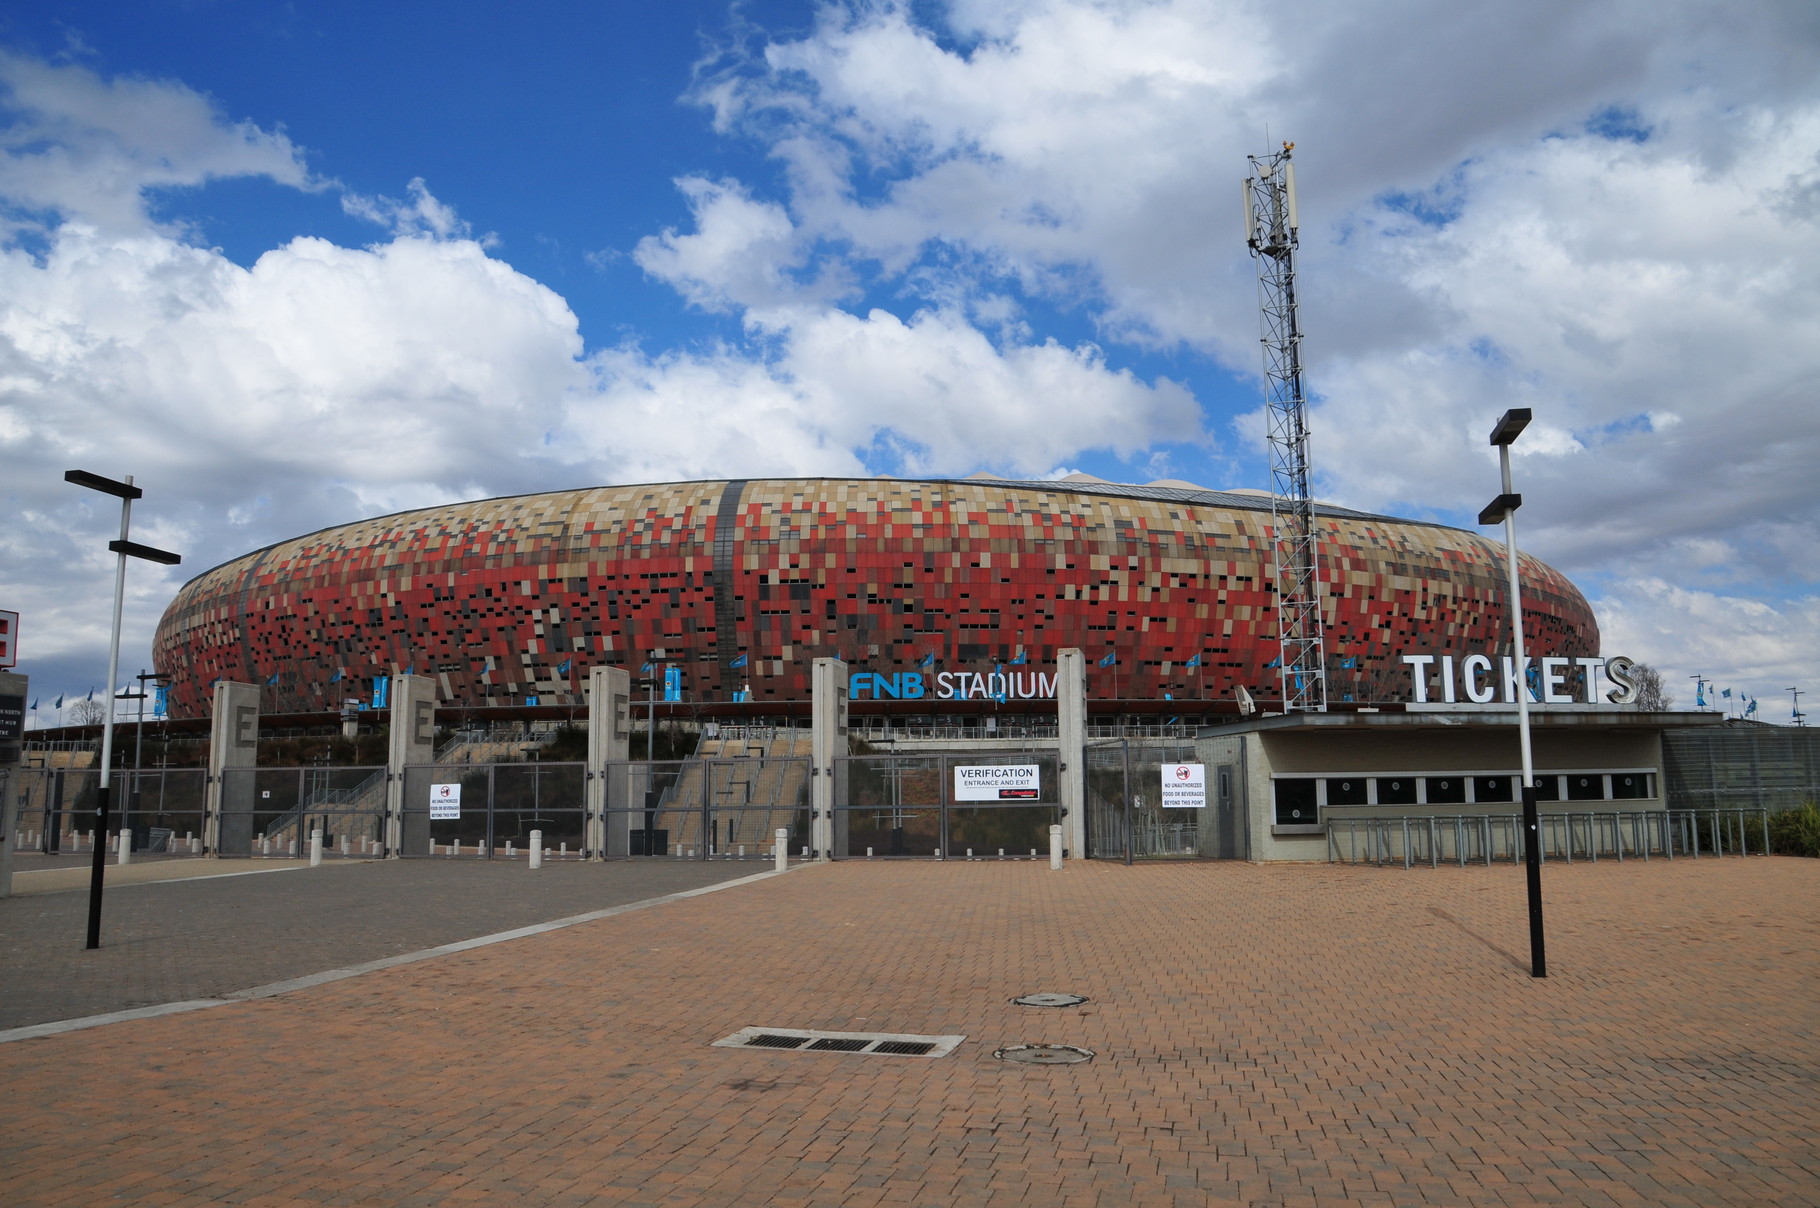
[1328,808,1773,867]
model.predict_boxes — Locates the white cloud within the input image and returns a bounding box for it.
[1593,578,1820,712]
[0,48,311,236]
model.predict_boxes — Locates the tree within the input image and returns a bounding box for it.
[67,698,108,725]
[1631,663,1674,711]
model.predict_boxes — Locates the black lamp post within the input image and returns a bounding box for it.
[1476,410,1545,978]
[64,470,180,950]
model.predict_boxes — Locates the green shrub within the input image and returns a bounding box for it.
[1768,802,1820,857]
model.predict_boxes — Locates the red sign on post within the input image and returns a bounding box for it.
[0,609,17,668]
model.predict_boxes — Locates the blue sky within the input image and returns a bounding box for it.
[3,0,1817,722]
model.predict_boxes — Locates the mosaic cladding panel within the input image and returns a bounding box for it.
[152,478,1599,717]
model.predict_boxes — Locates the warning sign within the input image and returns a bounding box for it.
[429,782,462,820]
[1160,764,1206,809]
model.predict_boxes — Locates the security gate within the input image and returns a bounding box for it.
[1085,741,1249,860]
[599,756,812,859]
[831,752,1062,859]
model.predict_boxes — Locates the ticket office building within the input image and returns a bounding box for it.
[1196,710,1713,862]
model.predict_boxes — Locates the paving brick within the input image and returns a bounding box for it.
[0,858,1816,1206]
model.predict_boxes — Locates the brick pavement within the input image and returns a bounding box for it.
[0,859,770,1029]
[0,857,1815,1207]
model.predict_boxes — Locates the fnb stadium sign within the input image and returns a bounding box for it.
[849,671,1057,701]
[1402,653,1643,706]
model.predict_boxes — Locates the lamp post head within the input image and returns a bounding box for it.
[64,469,143,500]
[1489,408,1532,447]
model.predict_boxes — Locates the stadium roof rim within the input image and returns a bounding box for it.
[173,475,1451,589]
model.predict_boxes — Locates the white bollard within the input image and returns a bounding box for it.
[801,845,809,858]
[289,837,299,857]
[479,840,487,858]
[310,828,323,867]
[966,848,974,860]
[117,830,131,866]
[866,846,874,858]
[192,835,201,854]
[999,848,1005,859]
[85,830,94,851]
[529,830,544,870]
[1049,824,1063,870]
[506,841,515,858]
[260,836,269,856]
[341,833,350,858]
[1030,848,1037,858]
[738,845,745,859]
[775,828,789,872]
[560,841,568,858]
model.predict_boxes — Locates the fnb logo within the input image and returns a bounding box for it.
[849,672,926,700]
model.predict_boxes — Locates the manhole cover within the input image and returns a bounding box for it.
[1012,993,1088,1008]
[995,1044,1094,1065]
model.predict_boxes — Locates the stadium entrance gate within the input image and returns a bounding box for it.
[830,750,1062,860]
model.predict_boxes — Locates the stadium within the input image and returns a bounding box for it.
[151,475,1599,719]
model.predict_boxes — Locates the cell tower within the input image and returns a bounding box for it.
[1244,142,1327,712]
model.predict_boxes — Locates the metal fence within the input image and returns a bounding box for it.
[1084,741,1214,860]
[601,757,808,859]
[1328,808,1774,867]
[8,766,209,855]
[1664,726,1820,812]
[219,766,387,857]
[833,751,1059,859]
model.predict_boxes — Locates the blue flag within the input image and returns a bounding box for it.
[53,694,63,709]
[525,695,539,706]
[329,669,343,684]
[1721,687,1732,699]
[1010,650,1028,665]
[29,697,37,710]
[1163,692,1173,701]
[557,659,571,674]
[1696,682,1706,708]
[405,663,414,675]
[1746,698,1758,716]
[1098,651,1116,667]
[1339,657,1356,669]
[917,652,935,668]
[266,673,279,686]
[1264,657,1280,670]
[641,661,655,674]
[729,653,748,669]
[1184,654,1200,668]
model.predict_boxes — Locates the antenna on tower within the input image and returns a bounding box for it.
[1245,141,1327,713]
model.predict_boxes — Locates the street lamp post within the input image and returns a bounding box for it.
[1477,410,1545,979]
[64,470,180,950]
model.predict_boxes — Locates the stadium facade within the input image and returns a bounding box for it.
[152,476,1599,719]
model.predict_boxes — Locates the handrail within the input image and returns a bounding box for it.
[1326,808,1773,866]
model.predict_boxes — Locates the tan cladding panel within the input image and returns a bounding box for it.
[1258,728,1660,775]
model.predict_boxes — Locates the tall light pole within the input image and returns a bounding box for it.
[64,470,180,950]
[1476,409,1545,979]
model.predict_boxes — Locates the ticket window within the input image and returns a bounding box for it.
[1325,777,1369,806]
[1273,778,1319,826]
[1611,772,1654,800]
[1376,776,1418,806]
[1565,773,1605,801]
[1474,775,1514,803]
[1424,775,1467,805]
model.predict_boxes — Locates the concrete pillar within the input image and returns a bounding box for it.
[585,666,631,858]
[0,670,25,899]
[386,674,438,858]
[1056,648,1086,859]
[205,681,260,855]
[810,657,847,859]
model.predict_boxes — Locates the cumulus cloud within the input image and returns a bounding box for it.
[0,48,311,236]
[1593,578,1820,712]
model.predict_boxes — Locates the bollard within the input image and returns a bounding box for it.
[260,836,269,856]
[738,845,745,859]
[452,839,461,858]
[866,846,873,858]
[966,848,974,860]
[529,830,544,870]
[506,841,516,858]
[801,845,809,858]
[775,828,789,872]
[341,833,350,858]
[560,841,568,858]
[998,848,1005,859]
[289,837,299,857]
[1030,848,1037,858]
[117,830,131,866]
[191,836,201,854]
[310,828,323,867]
[1048,824,1063,870]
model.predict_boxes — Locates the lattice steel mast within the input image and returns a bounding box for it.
[1245,142,1327,712]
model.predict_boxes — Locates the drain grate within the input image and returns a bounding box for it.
[743,1033,811,1049]
[995,1044,1095,1065]
[714,1027,965,1058]
[1012,993,1089,1008]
